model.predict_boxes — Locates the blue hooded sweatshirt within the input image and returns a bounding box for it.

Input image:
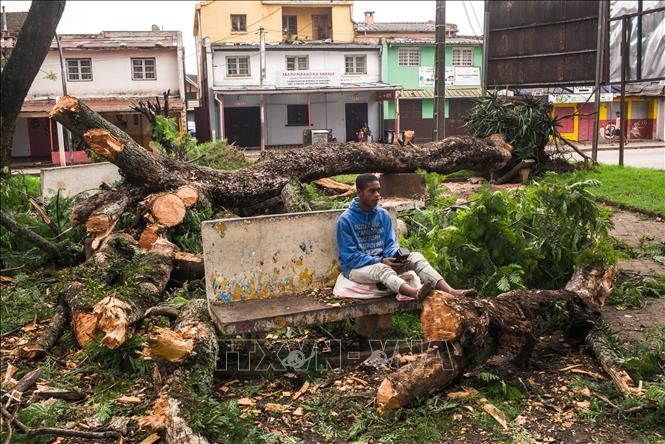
[336,197,399,278]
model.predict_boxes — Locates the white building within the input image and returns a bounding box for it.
[205,41,399,147]
[9,31,186,165]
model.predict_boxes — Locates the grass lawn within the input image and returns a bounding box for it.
[544,164,665,215]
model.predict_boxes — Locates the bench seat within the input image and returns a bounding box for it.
[210,293,419,335]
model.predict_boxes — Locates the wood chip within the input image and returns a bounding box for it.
[293,381,310,400]
[293,407,304,416]
[447,387,478,399]
[237,397,255,407]
[117,395,142,405]
[1,364,18,387]
[559,363,583,372]
[264,403,289,413]
[140,433,161,444]
[481,401,508,429]
[349,376,368,386]
[569,368,606,380]
[575,400,591,410]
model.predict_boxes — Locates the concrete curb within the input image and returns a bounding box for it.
[577,145,665,152]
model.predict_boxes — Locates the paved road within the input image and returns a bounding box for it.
[572,147,665,169]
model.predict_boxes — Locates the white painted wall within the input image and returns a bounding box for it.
[40,162,122,198]
[212,48,381,87]
[223,91,380,145]
[11,118,30,157]
[27,49,181,100]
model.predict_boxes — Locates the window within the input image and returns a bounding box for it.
[452,48,474,66]
[286,55,308,71]
[282,15,297,34]
[66,58,92,81]
[397,48,420,66]
[132,58,156,80]
[226,56,250,77]
[287,104,308,126]
[344,55,367,74]
[231,14,247,32]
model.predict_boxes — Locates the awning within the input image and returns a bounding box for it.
[20,97,185,115]
[212,83,399,95]
[400,88,482,99]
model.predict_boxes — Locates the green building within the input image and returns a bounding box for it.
[381,36,483,142]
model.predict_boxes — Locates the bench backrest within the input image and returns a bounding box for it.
[202,208,396,304]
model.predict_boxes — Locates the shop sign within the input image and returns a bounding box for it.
[376,90,395,100]
[549,93,614,103]
[276,70,341,87]
[418,66,480,87]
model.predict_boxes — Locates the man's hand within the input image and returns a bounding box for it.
[382,257,405,272]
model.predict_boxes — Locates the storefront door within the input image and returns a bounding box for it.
[224,107,261,147]
[345,103,368,142]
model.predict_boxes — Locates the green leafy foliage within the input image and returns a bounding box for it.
[186,140,252,170]
[0,272,56,334]
[402,174,616,296]
[18,400,78,429]
[465,91,561,162]
[0,171,85,269]
[172,208,214,253]
[472,372,524,402]
[149,115,251,169]
[606,272,665,309]
[79,333,152,376]
[187,397,277,443]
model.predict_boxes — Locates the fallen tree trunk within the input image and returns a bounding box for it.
[50,96,512,213]
[139,299,218,443]
[376,265,617,414]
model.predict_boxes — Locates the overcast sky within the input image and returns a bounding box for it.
[3,1,484,74]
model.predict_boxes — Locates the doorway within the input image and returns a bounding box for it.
[224,107,261,147]
[27,117,57,158]
[345,102,368,142]
[312,14,331,40]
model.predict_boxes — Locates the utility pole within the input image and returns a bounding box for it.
[591,0,606,162]
[259,26,266,151]
[433,0,446,141]
[619,16,627,167]
[55,34,72,165]
[481,1,490,95]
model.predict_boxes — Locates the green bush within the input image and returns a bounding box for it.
[402,174,616,296]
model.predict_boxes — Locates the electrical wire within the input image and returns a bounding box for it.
[467,1,483,35]
[462,1,479,36]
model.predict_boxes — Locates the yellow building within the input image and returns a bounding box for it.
[194,0,355,45]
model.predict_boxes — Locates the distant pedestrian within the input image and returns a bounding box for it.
[613,111,629,145]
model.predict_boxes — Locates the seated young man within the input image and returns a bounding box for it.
[336,173,475,301]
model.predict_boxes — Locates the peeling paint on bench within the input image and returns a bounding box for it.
[203,210,349,303]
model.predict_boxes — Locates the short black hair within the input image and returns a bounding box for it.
[356,173,379,191]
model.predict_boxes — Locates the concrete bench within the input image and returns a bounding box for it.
[202,209,419,335]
